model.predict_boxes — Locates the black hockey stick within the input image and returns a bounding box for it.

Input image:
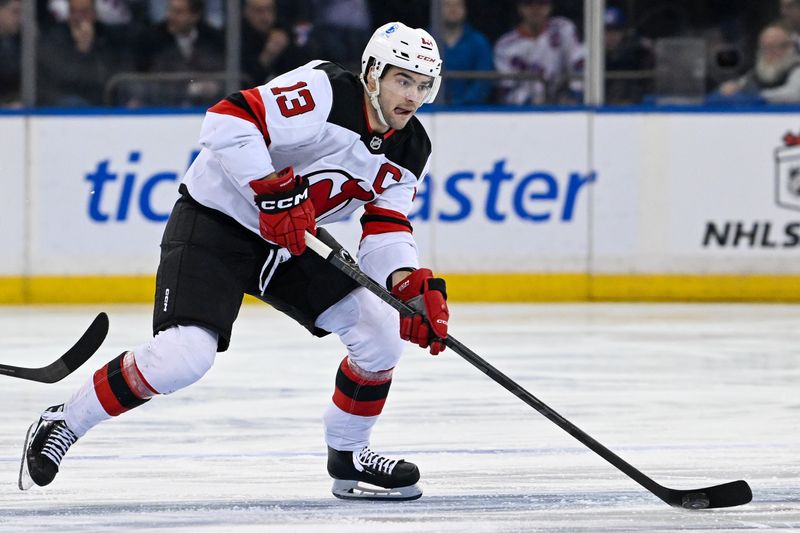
[305,231,751,509]
[0,312,109,383]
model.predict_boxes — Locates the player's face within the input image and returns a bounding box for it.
[377,67,434,130]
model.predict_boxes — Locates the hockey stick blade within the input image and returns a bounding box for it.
[662,479,752,509]
[304,231,752,509]
[0,312,109,383]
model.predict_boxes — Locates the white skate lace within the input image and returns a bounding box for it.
[356,447,398,475]
[40,423,78,466]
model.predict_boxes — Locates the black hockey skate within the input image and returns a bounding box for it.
[327,445,422,500]
[18,404,79,490]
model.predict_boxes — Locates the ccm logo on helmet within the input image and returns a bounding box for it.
[257,189,309,212]
[417,54,436,62]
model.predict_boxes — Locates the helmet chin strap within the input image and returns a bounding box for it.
[361,72,390,130]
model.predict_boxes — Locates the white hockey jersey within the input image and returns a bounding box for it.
[182,60,432,286]
[493,18,585,105]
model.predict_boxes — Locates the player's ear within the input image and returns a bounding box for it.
[367,66,379,90]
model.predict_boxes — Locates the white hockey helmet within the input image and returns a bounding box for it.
[361,22,443,106]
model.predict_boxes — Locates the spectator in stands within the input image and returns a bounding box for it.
[714,22,800,104]
[95,1,154,36]
[37,0,126,106]
[0,0,21,107]
[136,0,224,73]
[434,0,493,106]
[130,0,224,106]
[604,6,654,105]
[308,0,371,70]
[493,0,584,105]
[242,0,309,85]
[781,0,800,51]
[146,0,223,28]
[43,0,143,28]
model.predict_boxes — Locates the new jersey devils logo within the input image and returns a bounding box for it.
[306,169,376,220]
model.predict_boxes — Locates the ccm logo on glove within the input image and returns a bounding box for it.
[257,188,309,212]
[250,166,316,255]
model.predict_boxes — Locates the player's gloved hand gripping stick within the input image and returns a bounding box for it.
[250,166,316,256]
[304,229,752,510]
[391,268,449,355]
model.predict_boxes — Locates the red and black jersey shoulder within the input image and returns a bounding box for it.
[314,62,431,180]
[208,87,270,145]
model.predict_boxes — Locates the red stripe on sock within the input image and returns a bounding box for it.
[93,366,127,416]
[332,388,387,417]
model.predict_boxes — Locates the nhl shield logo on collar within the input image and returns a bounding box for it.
[370,136,383,151]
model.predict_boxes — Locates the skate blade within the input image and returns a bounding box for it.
[331,479,422,501]
[18,423,36,491]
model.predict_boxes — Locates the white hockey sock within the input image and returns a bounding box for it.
[63,374,111,437]
[323,402,378,452]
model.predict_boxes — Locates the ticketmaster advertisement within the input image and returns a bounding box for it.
[26,115,201,275]
[1,110,799,302]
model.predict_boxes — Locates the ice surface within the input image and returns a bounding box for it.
[0,303,798,532]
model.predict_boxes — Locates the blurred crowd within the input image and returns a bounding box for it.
[0,0,797,109]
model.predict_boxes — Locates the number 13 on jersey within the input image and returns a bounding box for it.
[271,82,316,117]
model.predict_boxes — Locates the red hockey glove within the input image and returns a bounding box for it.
[391,268,449,355]
[249,166,316,255]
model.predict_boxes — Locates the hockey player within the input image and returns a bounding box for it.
[19,21,448,501]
